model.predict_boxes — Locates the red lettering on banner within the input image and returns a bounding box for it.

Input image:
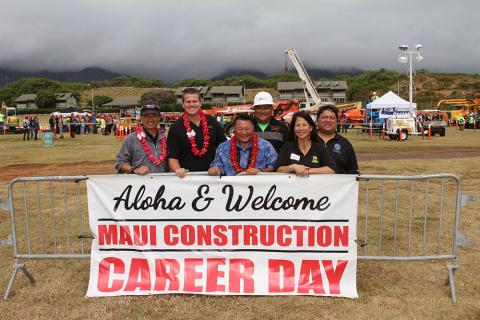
[259,225,274,246]
[213,225,228,246]
[181,225,196,245]
[292,225,306,246]
[97,257,124,292]
[132,225,155,246]
[323,260,348,294]
[98,225,118,245]
[119,225,133,245]
[154,259,180,291]
[124,258,151,291]
[297,260,325,294]
[227,225,242,245]
[243,225,258,245]
[277,225,292,247]
[334,226,348,247]
[317,226,331,246]
[164,225,178,245]
[268,259,348,294]
[229,259,255,293]
[206,258,226,292]
[268,259,295,292]
[184,258,203,292]
[307,226,315,246]
[98,225,157,247]
[197,225,212,245]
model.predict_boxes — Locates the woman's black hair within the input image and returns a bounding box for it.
[287,110,319,142]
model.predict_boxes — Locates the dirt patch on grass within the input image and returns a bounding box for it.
[2,150,479,184]
[0,161,115,184]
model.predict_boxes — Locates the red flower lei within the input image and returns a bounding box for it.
[136,125,167,166]
[230,134,259,173]
[182,110,210,158]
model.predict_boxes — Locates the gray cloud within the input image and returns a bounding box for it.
[1,0,479,81]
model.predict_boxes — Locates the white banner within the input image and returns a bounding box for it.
[86,174,359,298]
[379,107,414,119]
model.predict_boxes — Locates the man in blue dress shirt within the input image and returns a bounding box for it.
[208,114,277,176]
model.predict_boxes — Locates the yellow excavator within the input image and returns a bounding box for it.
[437,96,480,121]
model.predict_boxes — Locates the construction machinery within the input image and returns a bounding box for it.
[205,100,300,121]
[284,48,366,126]
[336,102,364,127]
[0,104,22,133]
[284,48,327,111]
[437,96,480,121]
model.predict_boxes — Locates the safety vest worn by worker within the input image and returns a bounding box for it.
[0,113,4,122]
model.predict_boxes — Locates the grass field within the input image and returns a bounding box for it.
[0,127,479,319]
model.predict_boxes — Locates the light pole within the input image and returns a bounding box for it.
[87,83,94,112]
[398,44,423,119]
[240,80,246,105]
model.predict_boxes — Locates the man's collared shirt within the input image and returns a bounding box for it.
[115,129,168,173]
[319,133,359,174]
[210,137,277,176]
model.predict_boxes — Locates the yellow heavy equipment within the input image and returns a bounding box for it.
[437,96,480,121]
[0,104,22,133]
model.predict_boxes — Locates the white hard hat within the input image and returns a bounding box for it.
[253,91,274,107]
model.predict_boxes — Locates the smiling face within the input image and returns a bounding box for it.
[294,116,313,140]
[141,113,161,132]
[317,109,337,134]
[254,105,273,124]
[234,119,254,145]
[183,93,202,116]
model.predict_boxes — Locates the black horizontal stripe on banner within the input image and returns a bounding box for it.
[97,218,349,223]
[99,248,349,253]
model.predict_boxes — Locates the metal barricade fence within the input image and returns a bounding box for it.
[2,173,466,302]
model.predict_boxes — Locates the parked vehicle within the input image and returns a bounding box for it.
[386,118,415,140]
[0,106,23,133]
[422,120,448,136]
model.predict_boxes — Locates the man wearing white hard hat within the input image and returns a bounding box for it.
[252,91,289,153]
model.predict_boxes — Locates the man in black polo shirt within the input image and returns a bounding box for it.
[252,91,289,153]
[316,105,359,174]
[167,88,226,177]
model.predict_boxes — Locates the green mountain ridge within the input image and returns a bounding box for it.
[1,69,479,109]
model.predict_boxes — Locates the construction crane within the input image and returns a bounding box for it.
[284,48,326,111]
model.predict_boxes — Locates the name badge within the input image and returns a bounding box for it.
[290,153,300,161]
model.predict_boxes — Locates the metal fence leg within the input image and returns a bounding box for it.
[446,264,458,304]
[3,259,35,300]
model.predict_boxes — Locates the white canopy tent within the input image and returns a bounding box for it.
[366,91,416,119]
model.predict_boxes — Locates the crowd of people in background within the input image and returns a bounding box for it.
[416,110,480,131]
[20,112,125,140]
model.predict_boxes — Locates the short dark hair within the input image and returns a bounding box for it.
[140,104,161,116]
[316,105,339,120]
[234,113,255,125]
[288,111,319,142]
[182,88,201,102]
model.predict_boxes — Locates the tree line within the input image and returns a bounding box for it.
[1,70,480,111]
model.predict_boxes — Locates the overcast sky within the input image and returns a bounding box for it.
[1,0,478,81]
